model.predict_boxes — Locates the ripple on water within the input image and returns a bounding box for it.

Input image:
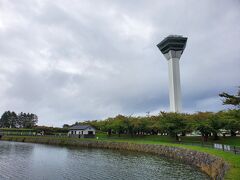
[0,141,209,180]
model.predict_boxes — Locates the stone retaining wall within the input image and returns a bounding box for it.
[1,136,229,180]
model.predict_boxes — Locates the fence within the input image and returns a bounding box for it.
[0,131,67,137]
[177,141,240,155]
[213,143,240,154]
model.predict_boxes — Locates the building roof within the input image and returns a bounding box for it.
[69,125,95,130]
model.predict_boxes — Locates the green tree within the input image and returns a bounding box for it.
[208,113,224,140]
[63,124,70,128]
[130,117,141,135]
[146,115,161,135]
[0,111,18,128]
[193,112,212,142]
[219,109,240,136]
[17,112,38,128]
[140,117,150,135]
[100,117,115,136]
[219,87,240,108]
[160,112,188,141]
[111,115,128,136]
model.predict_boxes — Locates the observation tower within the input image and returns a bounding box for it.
[157,35,187,112]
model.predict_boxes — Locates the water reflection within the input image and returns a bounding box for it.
[0,141,209,180]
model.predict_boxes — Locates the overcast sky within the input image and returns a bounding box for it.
[0,0,239,127]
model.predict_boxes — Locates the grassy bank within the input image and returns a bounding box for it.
[1,135,239,179]
[97,134,240,179]
[96,133,240,146]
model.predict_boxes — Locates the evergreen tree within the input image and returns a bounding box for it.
[0,111,38,128]
[0,111,18,128]
[219,87,240,108]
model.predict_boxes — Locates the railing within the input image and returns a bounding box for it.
[213,143,240,154]
[1,132,68,137]
[176,141,240,155]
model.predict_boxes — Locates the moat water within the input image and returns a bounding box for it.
[0,141,209,180]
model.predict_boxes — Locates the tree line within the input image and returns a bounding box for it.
[78,110,239,141]
[0,111,38,128]
[73,87,240,141]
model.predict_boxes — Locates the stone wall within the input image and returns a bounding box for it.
[1,136,228,179]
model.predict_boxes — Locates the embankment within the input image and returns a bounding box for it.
[1,136,228,180]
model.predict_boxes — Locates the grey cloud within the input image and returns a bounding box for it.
[0,0,239,126]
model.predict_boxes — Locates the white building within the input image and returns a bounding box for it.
[68,125,96,138]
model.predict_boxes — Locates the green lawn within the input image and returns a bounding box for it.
[96,132,240,146]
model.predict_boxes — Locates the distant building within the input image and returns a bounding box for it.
[68,125,96,138]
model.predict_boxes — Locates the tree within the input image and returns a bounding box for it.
[17,112,25,128]
[129,117,142,136]
[0,111,18,128]
[219,87,240,108]
[160,112,188,141]
[103,118,114,136]
[16,112,38,128]
[208,113,224,140]
[193,112,224,141]
[63,124,70,128]
[193,112,212,142]
[0,111,11,128]
[111,115,128,137]
[9,111,18,128]
[219,109,240,136]
[146,116,161,135]
[22,113,38,128]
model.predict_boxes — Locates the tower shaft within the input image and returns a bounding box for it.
[168,58,181,112]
